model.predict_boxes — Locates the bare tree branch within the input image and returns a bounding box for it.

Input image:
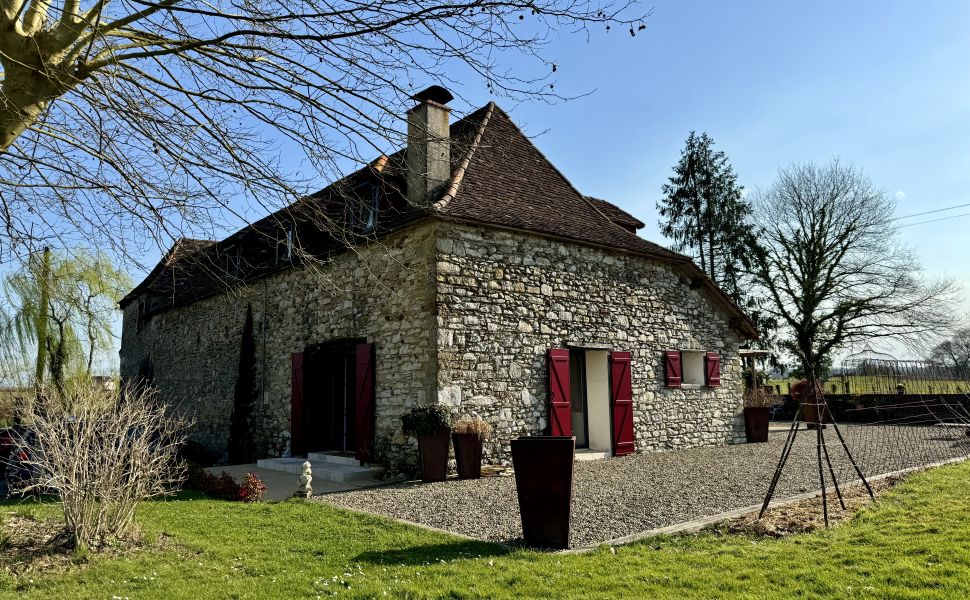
[0,0,649,268]
[750,160,961,376]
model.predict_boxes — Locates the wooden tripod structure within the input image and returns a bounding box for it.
[758,379,874,526]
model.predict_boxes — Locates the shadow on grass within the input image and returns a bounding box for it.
[354,539,514,566]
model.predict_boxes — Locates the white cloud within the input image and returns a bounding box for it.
[895,190,906,202]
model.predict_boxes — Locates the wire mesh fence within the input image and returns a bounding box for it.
[761,353,970,524]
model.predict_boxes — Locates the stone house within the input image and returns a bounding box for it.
[119,86,757,473]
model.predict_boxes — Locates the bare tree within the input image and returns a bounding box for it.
[15,384,189,549]
[928,326,970,378]
[750,160,958,378]
[0,0,647,266]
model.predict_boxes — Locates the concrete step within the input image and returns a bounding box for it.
[255,457,381,483]
[575,449,610,462]
[307,451,359,466]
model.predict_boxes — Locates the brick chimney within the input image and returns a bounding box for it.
[406,85,453,205]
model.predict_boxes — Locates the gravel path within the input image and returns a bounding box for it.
[317,424,970,548]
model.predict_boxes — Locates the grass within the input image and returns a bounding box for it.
[769,375,969,396]
[2,461,970,599]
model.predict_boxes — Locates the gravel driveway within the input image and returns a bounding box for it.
[318,424,970,548]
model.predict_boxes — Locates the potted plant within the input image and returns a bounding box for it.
[742,388,774,443]
[791,379,829,428]
[510,435,576,549]
[451,417,493,480]
[402,405,451,482]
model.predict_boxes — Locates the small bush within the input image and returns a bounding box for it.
[452,417,493,440]
[17,385,189,550]
[238,472,266,502]
[203,471,242,500]
[401,405,451,437]
[743,388,776,408]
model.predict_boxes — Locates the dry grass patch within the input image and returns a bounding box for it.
[0,510,172,577]
[712,475,904,537]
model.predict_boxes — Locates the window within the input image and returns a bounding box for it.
[136,299,147,332]
[276,226,294,265]
[664,349,721,388]
[348,184,379,234]
[681,351,706,385]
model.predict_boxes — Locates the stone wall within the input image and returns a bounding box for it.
[120,217,749,471]
[433,221,746,463]
[120,221,439,470]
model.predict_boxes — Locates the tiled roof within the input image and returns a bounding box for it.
[123,238,215,302]
[439,105,683,263]
[585,196,646,231]
[125,102,756,338]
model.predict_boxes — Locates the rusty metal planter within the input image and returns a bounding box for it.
[452,432,483,480]
[510,435,575,549]
[743,406,770,443]
[417,429,450,482]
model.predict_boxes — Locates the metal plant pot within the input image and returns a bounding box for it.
[743,406,770,443]
[417,429,450,482]
[510,435,575,549]
[452,432,483,480]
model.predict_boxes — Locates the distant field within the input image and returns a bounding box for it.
[768,375,970,396]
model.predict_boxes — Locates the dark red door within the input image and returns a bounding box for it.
[610,351,635,456]
[290,352,305,456]
[548,348,572,436]
[355,342,376,464]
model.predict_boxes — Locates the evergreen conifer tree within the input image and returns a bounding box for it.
[658,131,754,300]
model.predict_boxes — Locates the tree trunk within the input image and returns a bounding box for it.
[0,57,74,153]
[34,247,52,390]
[0,70,51,152]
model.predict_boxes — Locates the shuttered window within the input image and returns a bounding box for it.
[609,351,635,456]
[665,350,721,388]
[704,352,722,387]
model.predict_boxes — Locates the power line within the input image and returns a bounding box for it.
[895,202,970,220]
[898,211,970,228]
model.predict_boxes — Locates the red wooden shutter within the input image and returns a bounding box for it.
[610,351,636,456]
[548,348,572,437]
[290,352,305,456]
[704,352,722,387]
[664,350,682,388]
[355,342,376,464]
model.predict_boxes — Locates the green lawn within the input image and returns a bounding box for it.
[769,375,968,395]
[3,461,970,599]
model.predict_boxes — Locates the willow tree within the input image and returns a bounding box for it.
[0,0,647,265]
[2,248,131,392]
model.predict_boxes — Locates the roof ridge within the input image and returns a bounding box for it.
[433,101,495,211]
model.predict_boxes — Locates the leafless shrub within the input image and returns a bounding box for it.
[15,384,189,550]
[743,388,775,408]
[452,416,494,440]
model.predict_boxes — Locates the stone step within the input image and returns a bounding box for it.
[307,451,360,466]
[255,457,380,483]
[575,449,611,462]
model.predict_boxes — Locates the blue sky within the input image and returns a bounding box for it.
[141,0,970,306]
[112,1,968,364]
[484,0,970,319]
